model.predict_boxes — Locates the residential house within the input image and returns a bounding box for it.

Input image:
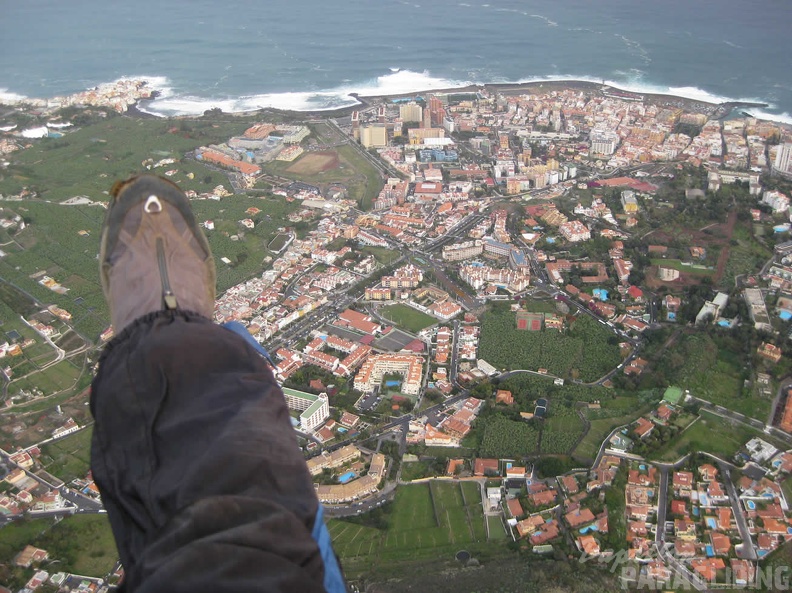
[529,520,560,545]
[633,417,654,439]
[565,507,595,529]
[673,471,694,497]
[698,463,718,482]
[474,458,499,477]
[691,558,725,582]
[577,535,600,556]
[507,498,524,519]
[560,475,579,495]
[674,518,697,541]
[710,532,731,556]
[530,488,557,508]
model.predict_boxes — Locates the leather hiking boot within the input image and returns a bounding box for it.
[99,175,216,333]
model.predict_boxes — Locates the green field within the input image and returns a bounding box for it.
[37,514,118,577]
[8,357,85,400]
[39,426,93,483]
[573,397,653,462]
[0,189,299,341]
[0,514,117,588]
[648,410,788,462]
[486,514,508,540]
[541,406,586,455]
[379,303,437,333]
[0,115,249,202]
[663,332,768,418]
[478,308,622,382]
[650,258,715,276]
[361,246,400,265]
[329,481,488,576]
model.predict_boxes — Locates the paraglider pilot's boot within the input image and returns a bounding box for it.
[99,174,216,333]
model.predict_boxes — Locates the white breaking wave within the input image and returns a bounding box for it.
[0,88,28,103]
[138,69,472,117]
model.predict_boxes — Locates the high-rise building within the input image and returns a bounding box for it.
[427,95,445,128]
[399,101,423,123]
[360,125,387,148]
[774,143,792,176]
[422,104,432,129]
[590,130,619,156]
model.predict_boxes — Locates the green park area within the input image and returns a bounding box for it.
[328,481,490,578]
[379,303,436,334]
[478,306,622,382]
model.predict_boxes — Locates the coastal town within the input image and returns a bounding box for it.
[2,77,792,590]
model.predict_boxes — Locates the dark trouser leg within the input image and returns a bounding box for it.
[91,311,328,593]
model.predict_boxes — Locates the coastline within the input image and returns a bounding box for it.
[129,78,773,125]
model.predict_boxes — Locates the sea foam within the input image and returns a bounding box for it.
[138,69,471,117]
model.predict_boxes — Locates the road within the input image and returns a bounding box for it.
[718,463,757,560]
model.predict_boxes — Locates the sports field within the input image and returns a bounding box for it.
[379,303,437,334]
[286,151,339,175]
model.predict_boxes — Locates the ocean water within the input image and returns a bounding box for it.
[1,0,791,122]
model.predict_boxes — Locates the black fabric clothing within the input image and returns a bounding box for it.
[90,310,331,592]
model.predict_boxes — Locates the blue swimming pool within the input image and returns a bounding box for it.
[338,472,355,484]
[705,517,717,529]
[579,525,599,534]
[705,545,714,557]
[746,500,756,510]
[385,380,401,387]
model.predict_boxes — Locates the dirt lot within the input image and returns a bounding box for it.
[286,151,339,176]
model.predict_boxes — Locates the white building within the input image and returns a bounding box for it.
[282,388,329,432]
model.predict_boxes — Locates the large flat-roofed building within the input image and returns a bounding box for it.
[360,125,387,148]
[354,354,423,395]
[282,387,329,432]
[337,309,381,335]
[442,239,483,261]
[315,474,381,503]
[305,444,361,476]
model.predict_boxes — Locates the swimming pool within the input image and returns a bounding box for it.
[705,517,717,529]
[639,464,646,470]
[746,500,756,510]
[579,525,599,534]
[705,545,714,557]
[338,472,355,484]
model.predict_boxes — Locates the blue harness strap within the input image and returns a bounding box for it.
[312,505,347,593]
